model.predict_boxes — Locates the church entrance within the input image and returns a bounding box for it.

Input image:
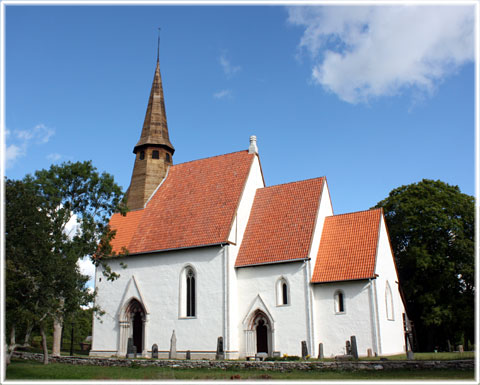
[256,319,268,353]
[132,311,143,353]
[125,298,145,355]
[247,310,272,356]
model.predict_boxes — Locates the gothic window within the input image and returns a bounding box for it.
[276,277,289,306]
[152,150,160,159]
[186,268,196,317]
[166,153,171,162]
[139,151,145,160]
[334,290,345,313]
[385,281,394,320]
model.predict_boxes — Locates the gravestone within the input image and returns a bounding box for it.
[345,340,351,355]
[273,351,281,358]
[186,350,191,360]
[458,345,464,353]
[169,330,177,359]
[301,340,308,359]
[318,343,324,359]
[216,336,225,360]
[407,350,414,360]
[350,336,358,360]
[152,344,158,359]
[126,338,135,358]
[367,348,373,358]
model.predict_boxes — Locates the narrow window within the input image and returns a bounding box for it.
[335,291,345,313]
[386,282,394,320]
[186,268,196,317]
[139,151,145,160]
[282,283,288,305]
[166,153,171,162]
[152,150,159,159]
[276,278,289,306]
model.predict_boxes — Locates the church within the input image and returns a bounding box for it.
[90,54,408,360]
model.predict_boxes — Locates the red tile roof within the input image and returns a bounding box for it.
[109,150,254,255]
[235,178,325,267]
[311,209,382,283]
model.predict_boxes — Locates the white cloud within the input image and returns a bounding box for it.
[5,123,55,168]
[77,256,95,281]
[47,153,62,162]
[15,123,55,144]
[287,5,474,104]
[5,144,25,168]
[213,89,232,99]
[219,53,241,77]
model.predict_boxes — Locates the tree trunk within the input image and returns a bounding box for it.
[5,324,18,366]
[52,318,63,356]
[40,326,49,365]
[22,322,33,347]
[52,297,64,356]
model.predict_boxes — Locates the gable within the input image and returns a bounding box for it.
[235,177,325,267]
[312,208,382,283]
[110,150,254,255]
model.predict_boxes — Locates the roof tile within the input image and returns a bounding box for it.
[235,178,325,267]
[110,150,254,255]
[311,209,382,283]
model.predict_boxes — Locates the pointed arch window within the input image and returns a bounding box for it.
[385,281,394,320]
[334,290,345,314]
[180,266,196,318]
[139,151,145,160]
[276,277,290,306]
[186,268,196,317]
[166,153,171,162]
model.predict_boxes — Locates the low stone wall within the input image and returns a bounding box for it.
[12,351,474,372]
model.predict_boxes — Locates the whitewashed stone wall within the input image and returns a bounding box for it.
[91,246,225,358]
[226,154,265,359]
[236,261,310,358]
[373,215,407,355]
[313,280,375,358]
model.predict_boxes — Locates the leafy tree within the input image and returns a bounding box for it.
[374,179,474,351]
[5,161,126,364]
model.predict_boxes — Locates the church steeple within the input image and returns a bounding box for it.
[126,53,174,211]
[133,58,174,155]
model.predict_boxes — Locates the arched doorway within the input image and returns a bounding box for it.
[251,311,272,356]
[256,319,268,353]
[125,298,145,354]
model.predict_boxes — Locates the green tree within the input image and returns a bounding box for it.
[5,161,126,364]
[374,179,474,351]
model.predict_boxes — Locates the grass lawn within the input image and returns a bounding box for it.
[6,359,475,381]
[357,351,475,361]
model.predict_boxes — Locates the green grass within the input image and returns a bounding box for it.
[357,351,475,361]
[6,359,475,381]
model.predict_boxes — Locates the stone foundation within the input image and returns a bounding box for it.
[12,351,474,371]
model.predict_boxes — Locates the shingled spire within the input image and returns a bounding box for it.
[126,52,175,210]
[133,58,174,154]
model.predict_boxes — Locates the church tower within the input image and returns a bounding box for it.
[126,54,174,210]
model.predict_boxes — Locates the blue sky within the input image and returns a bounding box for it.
[4,4,476,221]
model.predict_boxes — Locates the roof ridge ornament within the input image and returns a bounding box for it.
[248,135,258,154]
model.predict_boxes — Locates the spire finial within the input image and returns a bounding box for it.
[157,27,161,63]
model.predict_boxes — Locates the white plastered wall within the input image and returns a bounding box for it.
[226,155,265,358]
[91,246,224,358]
[313,280,375,357]
[305,179,334,357]
[373,215,407,355]
[236,261,309,358]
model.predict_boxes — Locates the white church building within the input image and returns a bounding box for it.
[90,56,407,360]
